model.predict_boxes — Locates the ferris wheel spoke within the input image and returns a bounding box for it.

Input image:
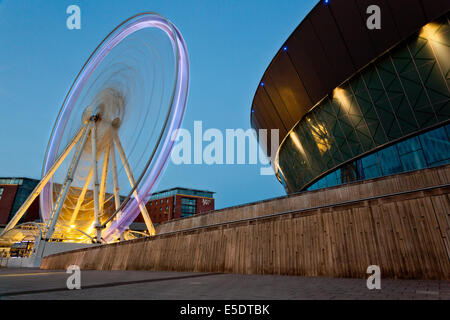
[113,134,155,236]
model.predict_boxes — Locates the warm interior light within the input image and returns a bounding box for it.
[333,87,351,111]
[290,131,307,158]
[420,23,441,41]
[86,221,96,235]
[307,118,331,154]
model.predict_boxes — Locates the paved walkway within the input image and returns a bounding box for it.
[0,268,448,300]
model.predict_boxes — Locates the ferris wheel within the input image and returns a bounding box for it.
[1,13,189,244]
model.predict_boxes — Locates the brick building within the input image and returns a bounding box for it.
[132,187,214,228]
[0,178,40,229]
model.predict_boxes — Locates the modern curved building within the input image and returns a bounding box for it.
[251,0,450,194]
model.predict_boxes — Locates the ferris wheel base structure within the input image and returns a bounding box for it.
[0,242,99,268]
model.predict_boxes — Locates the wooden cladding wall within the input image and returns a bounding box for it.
[157,165,450,234]
[41,183,450,279]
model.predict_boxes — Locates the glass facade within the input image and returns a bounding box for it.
[0,178,24,185]
[306,124,450,191]
[276,16,450,193]
[180,198,196,217]
[9,178,39,222]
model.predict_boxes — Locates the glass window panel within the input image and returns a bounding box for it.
[397,136,422,155]
[326,171,338,188]
[426,158,450,167]
[379,145,402,175]
[356,159,364,180]
[365,164,382,179]
[400,150,427,171]
[362,152,378,167]
[308,181,319,191]
[334,169,341,185]
[420,127,450,165]
[333,170,340,186]
[181,197,196,217]
[319,177,327,189]
[339,161,360,184]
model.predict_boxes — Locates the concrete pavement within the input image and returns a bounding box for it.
[0,268,449,300]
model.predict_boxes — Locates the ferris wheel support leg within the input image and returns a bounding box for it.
[0,126,86,236]
[44,121,93,241]
[99,143,110,218]
[110,143,124,240]
[69,166,93,226]
[113,135,156,236]
[110,145,124,239]
[110,144,121,213]
[91,119,102,243]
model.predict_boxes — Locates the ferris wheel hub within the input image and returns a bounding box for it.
[90,114,100,122]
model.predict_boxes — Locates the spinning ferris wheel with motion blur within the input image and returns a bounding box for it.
[0,13,189,247]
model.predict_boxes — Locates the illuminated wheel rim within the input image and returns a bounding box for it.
[40,13,189,241]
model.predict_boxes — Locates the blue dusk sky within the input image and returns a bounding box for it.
[0,0,317,209]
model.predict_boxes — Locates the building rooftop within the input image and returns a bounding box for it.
[0,177,39,185]
[147,187,215,201]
